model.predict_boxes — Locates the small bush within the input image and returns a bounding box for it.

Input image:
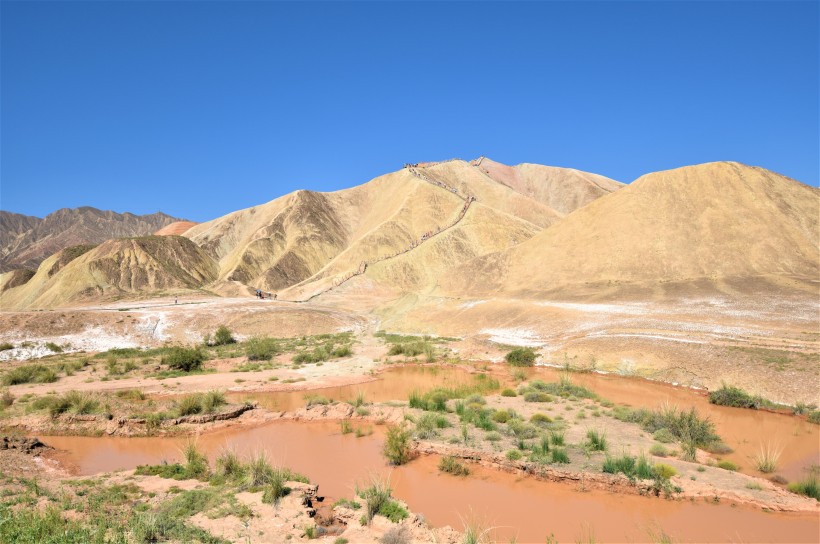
[415,413,442,439]
[332,345,353,358]
[162,347,204,372]
[649,444,669,457]
[0,389,14,408]
[183,442,209,479]
[381,525,410,544]
[2,364,58,386]
[788,474,820,501]
[492,410,511,423]
[807,410,820,424]
[530,413,552,426]
[46,391,99,417]
[215,450,245,481]
[603,453,644,478]
[245,336,279,361]
[213,325,236,346]
[653,463,677,480]
[551,449,570,464]
[524,392,552,403]
[44,342,63,353]
[439,456,470,476]
[549,431,565,446]
[305,395,331,407]
[708,383,764,409]
[717,460,738,471]
[500,388,517,397]
[201,390,226,413]
[754,443,782,473]
[505,347,537,367]
[506,419,538,439]
[0,343,13,351]
[177,394,203,416]
[358,478,392,524]
[377,500,409,523]
[383,425,412,465]
[585,429,608,451]
[652,428,675,443]
[506,449,522,461]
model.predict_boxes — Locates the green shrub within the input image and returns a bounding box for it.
[754,443,781,473]
[358,479,392,524]
[383,425,412,465]
[708,384,764,409]
[388,341,432,358]
[653,463,677,480]
[45,391,99,417]
[649,444,669,457]
[614,405,718,447]
[603,453,653,479]
[549,431,565,446]
[163,347,204,372]
[652,428,675,443]
[551,449,570,464]
[177,394,203,416]
[520,375,598,400]
[717,460,738,471]
[505,347,537,367]
[524,392,552,403]
[439,456,470,476]
[806,411,820,424]
[501,388,517,397]
[0,343,13,351]
[415,413,442,439]
[635,454,654,479]
[506,449,522,461]
[492,410,511,423]
[44,342,63,353]
[506,419,538,439]
[332,344,353,358]
[213,325,236,346]
[788,474,819,501]
[201,390,226,413]
[305,395,331,407]
[215,450,245,481]
[585,429,608,451]
[183,442,209,479]
[2,364,58,386]
[530,413,553,426]
[377,500,408,523]
[245,336,279,361]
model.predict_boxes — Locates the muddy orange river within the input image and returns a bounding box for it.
[45,366,819,543]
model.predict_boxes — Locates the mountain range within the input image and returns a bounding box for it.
[1,158,816,310]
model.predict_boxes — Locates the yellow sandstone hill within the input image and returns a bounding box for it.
[183,158,619,300]
[442,161,819,298]
[0,236,217,309]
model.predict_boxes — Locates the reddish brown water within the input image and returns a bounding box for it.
[231,365,819,480]
[227,365,478,412]
[45,421,820,543]
[527,367,820,481]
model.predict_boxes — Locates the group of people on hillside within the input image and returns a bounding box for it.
[255,289,276,300]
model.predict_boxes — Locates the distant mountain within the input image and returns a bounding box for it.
[0,236,218,309]
[0,207,183,273]
[3,157,622,308]
[15,159,817,310]
[444,161,819,297]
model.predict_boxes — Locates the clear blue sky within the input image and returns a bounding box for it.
[2,1,817,222]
